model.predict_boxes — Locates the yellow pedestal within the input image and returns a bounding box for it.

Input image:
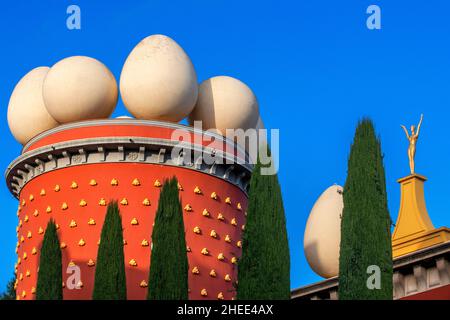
[392,174,450,258]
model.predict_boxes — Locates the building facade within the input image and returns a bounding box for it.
[294,173,450,300]
[292,241,450,300]
[7,119,252,300]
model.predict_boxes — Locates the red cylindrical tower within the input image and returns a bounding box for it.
[6,119,252,300]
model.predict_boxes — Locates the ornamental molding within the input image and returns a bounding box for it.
[6,136,253,198]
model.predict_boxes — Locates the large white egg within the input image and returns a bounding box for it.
[304,185,343,278]
[119,34,198,122]
[7,67,59,145]
[42,56,118,123]
[188,76,259,135]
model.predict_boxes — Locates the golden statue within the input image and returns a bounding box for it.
[400,114,423,174]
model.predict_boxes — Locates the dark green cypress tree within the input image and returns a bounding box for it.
[93,201,127,299]
[36,219,62,300]
[339,119,393,300]
[0,276,16,300]
[237,146,290,299]
[148,177,188,300]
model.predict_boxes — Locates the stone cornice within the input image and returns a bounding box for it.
[6,135,253,199]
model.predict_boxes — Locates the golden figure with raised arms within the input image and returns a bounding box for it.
[401,114,423,174]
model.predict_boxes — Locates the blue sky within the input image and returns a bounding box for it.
[1,0,450,291]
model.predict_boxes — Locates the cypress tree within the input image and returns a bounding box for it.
[0,276,16,300]
[237,146,290,299]
[93,201,127,299]
[339,119,393,300]
[148,177,188,300]
[36,219,62,300]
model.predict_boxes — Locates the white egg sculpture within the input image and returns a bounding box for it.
[7,67,59,145]
[42,56,118,123]
[188,76,259,135]
[304,185,343,278]
[119,34,198,122]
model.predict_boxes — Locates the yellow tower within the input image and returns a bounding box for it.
[392,174,450,257]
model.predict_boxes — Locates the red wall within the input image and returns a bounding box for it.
[24,122,246,161]
[15,163,247,300]
[400,284,450,300]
